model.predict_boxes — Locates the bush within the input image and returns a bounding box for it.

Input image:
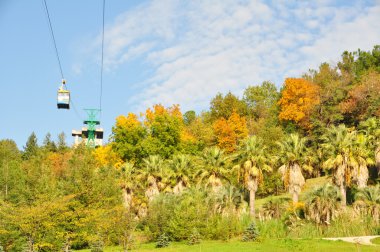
[242,222,260,242]
[188,228,201,245]
[156,233,169,248]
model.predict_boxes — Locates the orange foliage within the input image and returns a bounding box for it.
[213,111,248,153]
[278,78,320,129]
[144,104,183,126]
[93,145,123,169]
[46,152,71,177]
[340,71,380,119]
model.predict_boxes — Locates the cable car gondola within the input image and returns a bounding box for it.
[57,79,70,109]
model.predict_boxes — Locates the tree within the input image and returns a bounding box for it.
[57,132,68,151]
[321,124,356,206]
[197,147,230,193]
[209,92,247,121]
[354,184,380,224]
[235,136,272,218]
[340,71,380,122]
[140,155,166,201]
[43,133,57,152]
[183,111,196,125]
[278,78,320,129]
[0,140,21,201]
[93,144,123,169]
[213,111,248,153]
[304,63,347,131]
[277,133,312,204]
[23,132,39,160]
[142,104,183,158]
[168,154,194,194]
[243,81,279,120]
[359,117,380,176]
[351,133,374,188]
[304,184,340,225]
[111,113,147,163]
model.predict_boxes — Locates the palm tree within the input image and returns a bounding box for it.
[140,155,166,201]
[120,162,136,209]
[359,117,380,176]
[197,147,230,193]
[235,136,272,218]
[354,184,380,224]
[213,185,245,216]
[322,124,357,206]
[351,134,374,188]
[168,154,194,194]
[304,184,340,225]
[277,133,312,204]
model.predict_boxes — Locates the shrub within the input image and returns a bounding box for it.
[242,222,260,242]
[156,233,169,248]
[188,228,201,245]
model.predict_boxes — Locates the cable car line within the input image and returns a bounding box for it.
[99,0,106,118]
[42,0,64,80]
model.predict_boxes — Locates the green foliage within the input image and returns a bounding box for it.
[184,110,196,125]
[155,233,169,248]
[243,81,279,121]
[22,132,39,160]
[90,237,104,252]
[187,228,201,245]
[209,92,247,120]
[241,222,260,242]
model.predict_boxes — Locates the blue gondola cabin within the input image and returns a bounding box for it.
[57,89,70,109]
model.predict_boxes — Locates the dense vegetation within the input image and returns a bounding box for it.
[0,46,380,251]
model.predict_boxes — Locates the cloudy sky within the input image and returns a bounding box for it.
[1,0,379,147]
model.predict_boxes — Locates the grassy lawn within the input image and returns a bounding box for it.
[371,237,380,245]
[75,239,379,252]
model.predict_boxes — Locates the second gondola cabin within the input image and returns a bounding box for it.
[57,88,70,109]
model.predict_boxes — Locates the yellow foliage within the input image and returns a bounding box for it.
[278,78,320,129]
[93,145,123,169]
[115,113,140,128]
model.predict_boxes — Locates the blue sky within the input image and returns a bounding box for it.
[1,0,379,149]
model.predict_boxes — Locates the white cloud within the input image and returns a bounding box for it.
[88,0,380,112]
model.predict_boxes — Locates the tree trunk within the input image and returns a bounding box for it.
[249,189,256,219]
[339,182,346,207]
[292,191,299,204]
[376,146,380,177]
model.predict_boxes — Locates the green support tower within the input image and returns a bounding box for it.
[83,109,101,148]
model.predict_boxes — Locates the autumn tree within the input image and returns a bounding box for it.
[213,111,248,153]
[142,104,183,158]
[111,113,147,163]
[278,78,320,129]
[340,71,380,122]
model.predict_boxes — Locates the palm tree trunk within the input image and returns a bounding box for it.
[339,182,346,207]
[249,189,256,219]
[292,191,299,204]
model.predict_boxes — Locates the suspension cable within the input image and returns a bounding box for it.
[99,0,106,117]
[42,0,64,80]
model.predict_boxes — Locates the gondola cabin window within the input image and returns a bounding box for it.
[57,89,70,109]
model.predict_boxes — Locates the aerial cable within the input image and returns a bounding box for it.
[42,0,84,121]
[99,0,106,117]
[42,0,64,80]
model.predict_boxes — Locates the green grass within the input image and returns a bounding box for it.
[75,239,379,252]
[371,237,380,245]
